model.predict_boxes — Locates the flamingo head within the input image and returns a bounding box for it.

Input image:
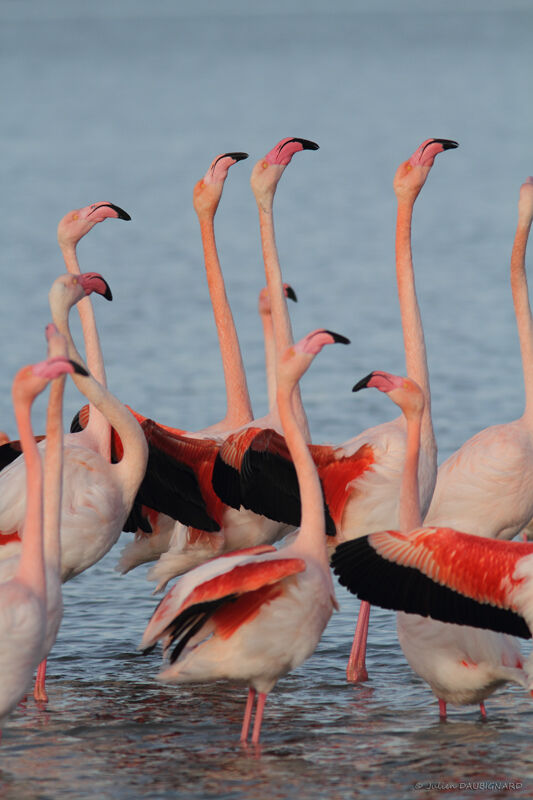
[518,177,533,226]
[393,138,458,200]
[57,202,131,248]
[193,152,248,217]
[48,272,112,321]
[13,356,88,406]
[279,329,349,383]
[258,283,297,315]
[353,371,424,418]
[251,137,319,210]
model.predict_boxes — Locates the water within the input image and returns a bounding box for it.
[1,1,533,797]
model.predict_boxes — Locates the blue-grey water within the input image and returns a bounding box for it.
[1,1,533,797]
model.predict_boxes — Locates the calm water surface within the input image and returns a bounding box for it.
[1,1,533,798]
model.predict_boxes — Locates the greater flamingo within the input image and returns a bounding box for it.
[139,329,348,744]
[424,177,533,539]
[0,200,130,472]
[59,201,131,458]
[350,371,527,717]
[0,273,148,583]
[217,138,457,681]
[211,137,321,508]
[112,152,258,574]
[0,353,81,727]
[330,523,533,683]
[34,326,88,702]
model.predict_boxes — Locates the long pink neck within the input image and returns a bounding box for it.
[277,366,328,569]
[14,395,45,598]
[398,407,423,532]
[260,309,277,412]
[198,216,253,431]
[257,193,310,442]
[510,207,533,422]
[51,296,148,508]
[42,376,65,572]
[60,241,110,457]
[395,198,435,452]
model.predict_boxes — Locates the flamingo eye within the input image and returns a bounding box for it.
[72,213,79,220]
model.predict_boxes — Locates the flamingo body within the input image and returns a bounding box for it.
[140,329,346,742]
[396,613,527,705]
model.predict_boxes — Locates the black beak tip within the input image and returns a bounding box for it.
[352,372,374,392]
[225,152,248,162]
[437,139,459,151]
[285,286,297,302]
[102,282,113,302]
[298,138,319,151]
[324,330,350,345]
[70,360,89,377]
[106,203,131,221]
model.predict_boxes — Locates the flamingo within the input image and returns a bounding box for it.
[424,177,533,539]
[34,326,88,702]
[0,201,130,473]
[58,201,131,462]
[330,519,533,691]
[0,273,148,584]
[350,371,527,717]
[216,138,456,680]
[211,137,321,508]
[139,329,348,744]
[111,152,257,573]
[0,353,81,727]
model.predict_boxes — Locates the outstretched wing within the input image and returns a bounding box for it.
[331,527,532,639]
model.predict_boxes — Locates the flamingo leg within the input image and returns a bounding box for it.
[33,658,49,703]
[251,692,267,744]
[438,699,447,719]
[346,601,370,682]
[480,701,487,718]
[240,687,256,742]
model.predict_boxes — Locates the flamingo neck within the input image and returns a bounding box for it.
[70,369,148,510]
[395,198,435,453]
[510,214,533,423]
[277,374,328,570]
[60,239,110,457]
[197,216,253,430]
[14,395,45,598]
[51,297,147,497]
[257,203,311,443]
[42,376,65,573]
[260,309,277,412]
[398,409,423,532]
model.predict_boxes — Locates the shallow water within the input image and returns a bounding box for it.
[1,1,533,798]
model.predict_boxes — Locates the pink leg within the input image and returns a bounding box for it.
[346,601,370,682]
[33,659,49,703]
[251,692,267,744]
[479,701,487,718]
[438,699,447,719]
[240,688,256,742]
